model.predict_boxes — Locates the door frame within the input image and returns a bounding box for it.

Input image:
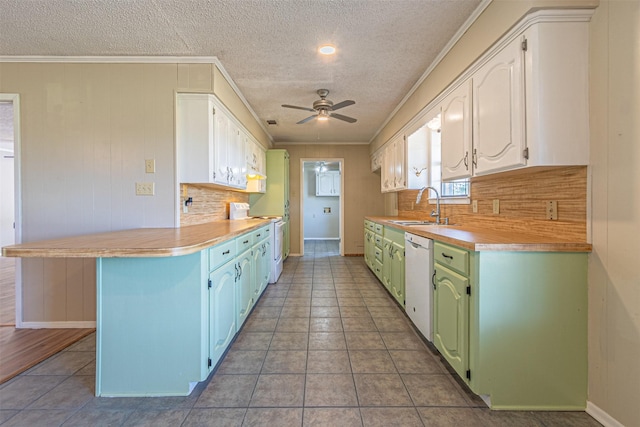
[299,158,344,256]
[1,93,23,326]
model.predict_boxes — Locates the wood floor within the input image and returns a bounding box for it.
[0,257,94,384]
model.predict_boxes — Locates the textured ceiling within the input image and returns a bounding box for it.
[0,0,483,144]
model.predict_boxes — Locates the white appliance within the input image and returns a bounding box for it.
[229,202,283,284]
[404,232,434,341]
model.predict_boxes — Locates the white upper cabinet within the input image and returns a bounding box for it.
[472,35,526,176]
[316,171,341,196]
[441,80,472,181]
[381,135,406,193]
[178,93,259,190]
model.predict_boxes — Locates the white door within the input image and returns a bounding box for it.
[472,36,526,175]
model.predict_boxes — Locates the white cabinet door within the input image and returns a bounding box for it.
[227,121,246,189]
[213,106,230,186]
[176,94,215,183]
[441,80,472,181]
[393,136,406,190]
[381,143,394,193]
[316,171,340,196]
[472,36,526,175]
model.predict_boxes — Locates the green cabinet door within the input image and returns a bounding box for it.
[433,263,469,381]
[236,248,254,328]
[390,241,405,307]
[381,237,393,292]
[209,260,237,369]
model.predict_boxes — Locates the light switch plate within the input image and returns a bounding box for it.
[145,159,155,173]
[492,199,500,214]
[136,182,155,196]
[472,200,478,213]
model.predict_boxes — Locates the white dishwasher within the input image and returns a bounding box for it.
[404,232,434,342]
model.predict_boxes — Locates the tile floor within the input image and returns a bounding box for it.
[0,240,602,426]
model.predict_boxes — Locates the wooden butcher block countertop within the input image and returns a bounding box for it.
[366,216,592,252]
[1,219,270,258]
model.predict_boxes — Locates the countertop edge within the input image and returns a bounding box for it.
[365,216,592,253]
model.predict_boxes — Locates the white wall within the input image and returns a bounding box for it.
[0,102,15,247]
[588,1,640,426]
[302,164,339,239]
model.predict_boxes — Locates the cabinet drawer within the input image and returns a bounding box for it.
[209,239,236,271]
[374,235,383,248]
[365,220,375,231]
[252,226,269,243]
[374,246,383,263]
[434,242,469,276]
[374,259,383,280]
[236,233,253,253]
[374,223,383,234]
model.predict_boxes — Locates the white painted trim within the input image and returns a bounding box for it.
[19,321,97,329]
[370,7,595,146]
[586,401,625,427]
[300,158,345,257]
[304,238,340,241]
[275,141,368,146]
[370,0,492,143]
[1,94,22,327]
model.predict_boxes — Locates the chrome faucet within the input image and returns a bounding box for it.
[416,186,441,224]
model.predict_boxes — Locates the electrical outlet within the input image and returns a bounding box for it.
[546,200,558,220]
[472,200,478,213]
[493,199,500,214]
[136,182,155,196]
[145,159,155,173]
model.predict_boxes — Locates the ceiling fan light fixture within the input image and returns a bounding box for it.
[317,110,330,121]
[318,44,336,55]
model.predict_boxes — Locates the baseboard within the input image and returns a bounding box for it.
[18,321,96,329]
[586,401,625,427]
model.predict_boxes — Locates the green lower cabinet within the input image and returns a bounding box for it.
[433,241,588,410]
[209,259,237,369]
[381,237,393,292]
[236,248,254,329]
[389,241,405,307]
[433,263,469,381]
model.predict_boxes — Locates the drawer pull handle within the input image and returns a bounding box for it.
[442,252,454,260]
[222,250,230,255]
[243,240,249,244]
[257,234,261,238]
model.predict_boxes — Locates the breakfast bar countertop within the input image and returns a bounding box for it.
[366,216,593,252]
[1,219,271,258]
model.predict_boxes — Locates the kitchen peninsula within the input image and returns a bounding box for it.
[2,219,272,397]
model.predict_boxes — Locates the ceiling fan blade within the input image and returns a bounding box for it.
[296,115,317,124]
[331,100,355,111]
[330,113,357,123]
[282,104,316,112]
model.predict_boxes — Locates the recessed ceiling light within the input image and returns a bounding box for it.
[318,44,336,55]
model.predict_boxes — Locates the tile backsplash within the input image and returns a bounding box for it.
[398,166,588,241]
[180,184,249,226]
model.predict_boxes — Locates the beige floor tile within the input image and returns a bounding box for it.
[195,375,258,408]
[401,374,468,407]
[303,408,363,427]
[309,317,344,332]
[340,306,372,318]
[349,350,397,374]
[310,306,341,318]
[241,317,278,333]
[416,407,485,427]
[380,332,426,350]
[372,316,412,332]
[311,297,339,307]
[28,375,94,410]
[338,297,366,307]
[342,316,378,332]
[182,408,246,427]
[307,350,351,373]
[276,317,310,333]
[367,306,403,318]
[251,305,283,318]
[353,374,412,406]
[269,332,309,350]
[262,350,307,374]
[360,407,423,427]
[258,297,286,307]
[217,350,266,374]
[280,305,311,318]
[284,297,312,307]
[249,374,305,407]
[304,374,358,407]
[345,332,386,350]
[309,332,347,350]
[231,332,273,351]
[243,408,303,427]
[312,290,337,298]
[388,350,444,374]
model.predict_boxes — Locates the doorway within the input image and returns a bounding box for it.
[0,94,21,327]
[300,158,344,256]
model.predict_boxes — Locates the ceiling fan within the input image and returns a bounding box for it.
[282,89,357,124]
